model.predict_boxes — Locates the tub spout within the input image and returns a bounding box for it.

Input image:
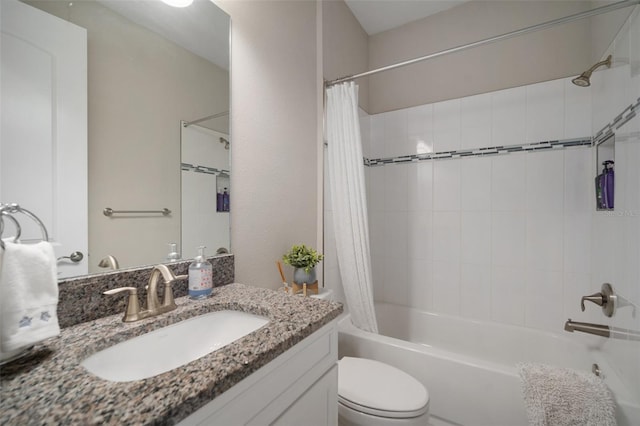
[564,319,610,338]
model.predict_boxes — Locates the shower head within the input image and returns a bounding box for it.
[572,55,612,87]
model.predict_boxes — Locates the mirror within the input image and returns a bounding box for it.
[16,0,230,276]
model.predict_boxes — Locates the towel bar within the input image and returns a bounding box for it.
[0,203,49,249]
[103,207,171,217]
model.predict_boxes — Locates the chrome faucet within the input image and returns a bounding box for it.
[104,264,188,322]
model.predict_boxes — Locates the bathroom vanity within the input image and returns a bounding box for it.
[0,283,342,425]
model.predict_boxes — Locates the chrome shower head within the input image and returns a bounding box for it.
[572,55,612,87]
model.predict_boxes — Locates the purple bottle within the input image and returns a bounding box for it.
[602,160,614,209]
[216,189,223,212]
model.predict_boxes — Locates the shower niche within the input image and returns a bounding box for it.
[595,134,615,211]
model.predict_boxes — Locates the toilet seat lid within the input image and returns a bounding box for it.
[338,357,429,418]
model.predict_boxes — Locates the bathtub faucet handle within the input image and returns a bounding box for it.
[580,283,615,317]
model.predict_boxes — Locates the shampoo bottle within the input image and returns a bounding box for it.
[222,188,230,212]
[603,160,614,209]
[189,246,213,299]
[216,189,223,212]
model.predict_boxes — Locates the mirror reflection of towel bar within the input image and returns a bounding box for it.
[103,208,171,217]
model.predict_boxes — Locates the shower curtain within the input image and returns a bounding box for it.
[326,82,378,333]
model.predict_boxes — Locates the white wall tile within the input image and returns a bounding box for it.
[408,162,433,212]
[525,79,564,143]
[564,147,593,213]
[461,156,492,211]
[461,93,492,150]
[460,263,491,320]
[384,211,408,259]
[371,253,385,302]
[461,212,491,265]
[526,212,563,271]
[408,104,434,156]
[384,109,408,158]
[492,153,526,211]
[408,258,433,311]
[433,160,461,211]
[359,111,371,158]
[368,167,386,212]
[433,98,461,152]
[369,211,386,259]
[384,164,408,212]
[433,211,461,263]
[564,213,591,274]
[370,114,385,158]
[383,255,409,306]
[492,211,526,267]
[525,269,563,331]
[433,260,460,315]
[491,265,526,325]
[526,149,564,212]
[563,78,592,139]
[492,86,526,147]
[408,211,433,260]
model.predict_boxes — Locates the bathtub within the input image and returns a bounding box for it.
[338,302,640,426]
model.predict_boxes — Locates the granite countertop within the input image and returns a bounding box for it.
[0,283,343,425]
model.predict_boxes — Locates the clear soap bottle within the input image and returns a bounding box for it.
[166,243,181,262]
[188,246,213,299]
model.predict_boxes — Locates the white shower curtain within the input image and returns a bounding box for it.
[326,82,378,333]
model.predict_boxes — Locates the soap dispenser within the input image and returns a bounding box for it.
[166,243,181,262]
[189,246,213,299]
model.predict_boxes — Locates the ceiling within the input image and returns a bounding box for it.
[344,0,467,35]
[97,0,229,70]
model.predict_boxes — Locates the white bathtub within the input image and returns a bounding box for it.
[338,302,640,426]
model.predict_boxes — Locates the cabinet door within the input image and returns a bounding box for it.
[271,365,338,426]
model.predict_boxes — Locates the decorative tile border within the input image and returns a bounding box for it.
[181,162,229,176]
[593,96,640,146]
[364,137,592,167]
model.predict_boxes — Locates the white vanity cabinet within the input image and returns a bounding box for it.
[180,319,338,426]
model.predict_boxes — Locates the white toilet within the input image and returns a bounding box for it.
[337,357,430,426]
[308,290,429,425]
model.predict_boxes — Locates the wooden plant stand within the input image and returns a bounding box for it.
[291,281,319,297]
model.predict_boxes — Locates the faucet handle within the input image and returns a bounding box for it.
[104,287,141,322]
[162,274,188,309]
[580,283,615,317]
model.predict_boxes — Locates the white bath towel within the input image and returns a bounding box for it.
[517,362,616,426]
[0,241,60,352]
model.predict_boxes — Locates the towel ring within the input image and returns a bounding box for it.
[0,203,50,249]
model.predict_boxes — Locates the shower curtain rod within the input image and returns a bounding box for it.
[326,0,640,87]
[183,111,229,127]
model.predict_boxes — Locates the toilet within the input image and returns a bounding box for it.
[337,357,430,426]
[309,290,429,425]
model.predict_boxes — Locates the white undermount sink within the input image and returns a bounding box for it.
[81,310,269,382]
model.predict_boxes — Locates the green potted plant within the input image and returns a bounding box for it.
[282,244,324,284]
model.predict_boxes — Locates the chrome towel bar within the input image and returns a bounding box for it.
[103,208,171,217]
[0,203,49,248]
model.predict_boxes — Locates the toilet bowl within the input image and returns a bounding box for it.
[337,357,430,426]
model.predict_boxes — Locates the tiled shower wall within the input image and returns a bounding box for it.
[361,75,594,333]
[589,7,640,403]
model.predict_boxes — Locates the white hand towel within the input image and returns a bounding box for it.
[517,362,616,426]
[0,241,60,352]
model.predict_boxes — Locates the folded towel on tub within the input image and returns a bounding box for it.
[517,362,616,426]
[0,241,60,353]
